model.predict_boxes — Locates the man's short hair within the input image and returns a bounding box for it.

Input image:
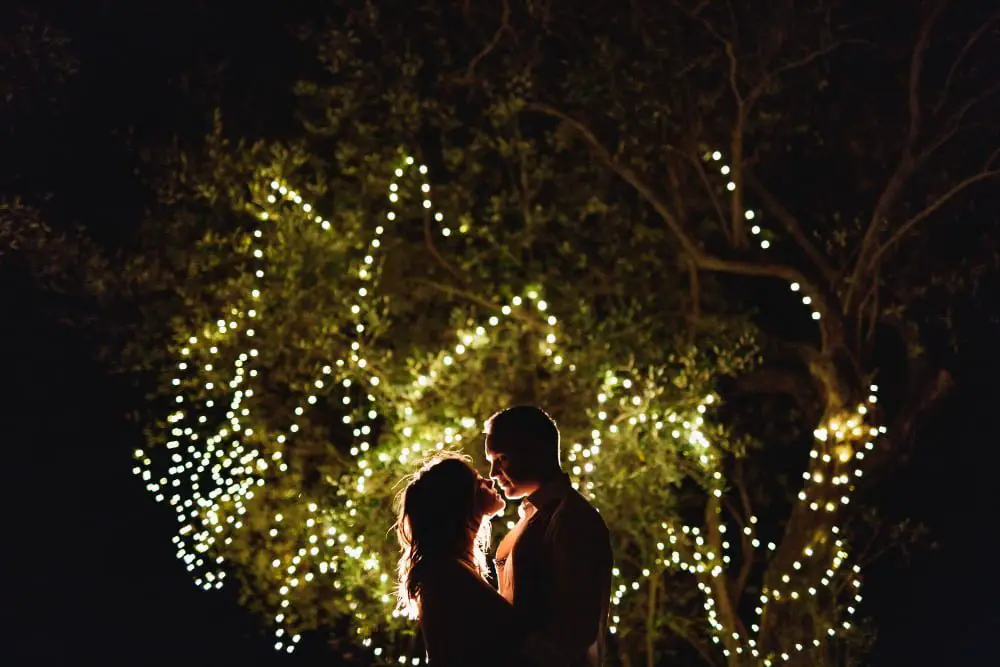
[484,405,560,462]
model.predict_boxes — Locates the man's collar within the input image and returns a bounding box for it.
[524,472,571,512]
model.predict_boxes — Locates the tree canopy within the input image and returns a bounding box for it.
[6,1,998,665]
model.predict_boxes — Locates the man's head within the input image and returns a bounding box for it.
[483,405,562,499]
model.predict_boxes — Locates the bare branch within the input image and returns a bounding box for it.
[705,497,748,650]
[457,0,510,83]
[687,7,751,247]
[689,0,712,16]
[866,166,1000,271]
[687,3,765,249]
[744,172,838,287]
[689,149,730,239]
[668,621,717,666]
[907,2,946,149]
[918,82,1000,163]
[732,460,755,599]
[687,256,700,344]
[723,39,742,104]
[770,41,842,79]
[746,40,845,111]
[721,496,747,531]
[686,8,743,103]
[856,263,880,345]
[934,10,1000,114]
[526,103,697,252]
[729,120,748,249]
[422,207,465,284]
[846,2,946,309]
[526,101,842,346]
[413,278,548,329]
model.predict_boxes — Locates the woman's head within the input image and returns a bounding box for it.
[394,451,505,619]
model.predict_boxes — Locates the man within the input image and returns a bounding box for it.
[484,405,613,667]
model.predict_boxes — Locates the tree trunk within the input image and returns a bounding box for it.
[646,574,659,667]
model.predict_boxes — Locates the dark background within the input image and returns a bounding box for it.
[2,1,997,664]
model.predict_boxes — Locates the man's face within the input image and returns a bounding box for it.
[485,435,539,500]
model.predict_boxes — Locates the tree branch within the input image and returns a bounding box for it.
[668,619,717,666]
[688,149,730,240]
[527,102,699,254]
[906,2,944,148]
[732,460,755,601]
[457,0,510,84]
[422,207,465,284]
[684,6,751,248]
[729,115,748,249]
[746,39,845,112]
[685,8,742,103]
[412,278,547,329]
[918,81,1000,164]
[527,102,831,297]
[744,172,838,288]
[687,256,700,344]
[527,101,844,351]
[770,40,842,79]
[866,166,1000,271]
[846,2,945,309]
[704,497,748,653]
[934,10,1000,114]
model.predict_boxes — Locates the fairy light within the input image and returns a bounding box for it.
[136,155,578,664]
[137,148,879,664]
[688,149,881,662]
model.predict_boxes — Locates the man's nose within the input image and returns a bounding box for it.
[487,461,499,479]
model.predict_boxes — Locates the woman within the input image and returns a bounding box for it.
[394,452,522,665]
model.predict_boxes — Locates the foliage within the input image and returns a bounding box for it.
[12,1,998,666]
[126,108,760,663]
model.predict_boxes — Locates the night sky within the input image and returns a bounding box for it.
[2,2,998,665]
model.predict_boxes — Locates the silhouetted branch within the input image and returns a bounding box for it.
[918,82,1000,163]
[457,0,510,84]
[745,172,838,288]
[934,10,1000,114]
[413,278,547,329]
[525,102,835,328]
[422,208,465,285]
[732,460,755,600]
[848,2,945,308]
[867,165,1000,270]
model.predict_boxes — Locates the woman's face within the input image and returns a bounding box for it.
[472,472,506,519]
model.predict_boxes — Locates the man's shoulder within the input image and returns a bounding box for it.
[557,486,611,538]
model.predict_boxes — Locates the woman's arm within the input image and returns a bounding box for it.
[421,562,523,665]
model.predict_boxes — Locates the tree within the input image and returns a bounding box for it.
[79,0,1000,665]
[0,9,78,259]
[124,112,759,664]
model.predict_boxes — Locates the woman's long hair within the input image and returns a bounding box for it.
[393,451,492,620]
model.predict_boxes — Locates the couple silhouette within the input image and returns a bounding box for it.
[394,406,614,666]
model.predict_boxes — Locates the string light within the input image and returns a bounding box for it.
[135,148,880,664]
[136,155,576,663]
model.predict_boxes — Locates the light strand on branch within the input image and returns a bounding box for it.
[707,150,824,322]
[135,146,883,666]
[135,154,575,663]
[690,149,883,663]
